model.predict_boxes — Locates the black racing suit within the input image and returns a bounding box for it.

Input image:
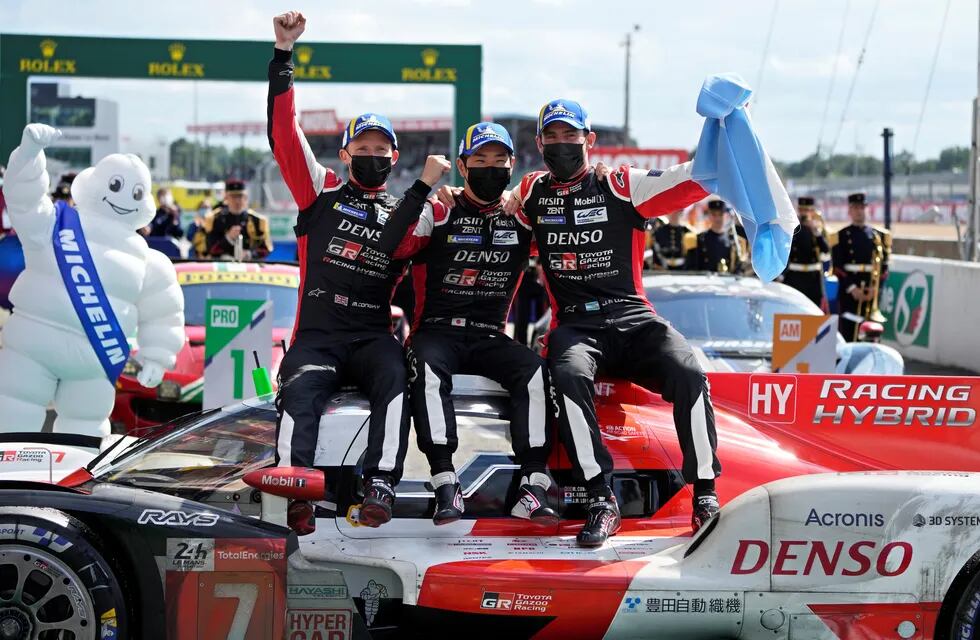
[268,47,430,482]
[379,192,551,477]
[514,165,722,491]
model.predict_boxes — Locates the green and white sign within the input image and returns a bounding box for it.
[204,299,272,410]
[880,269,934,347]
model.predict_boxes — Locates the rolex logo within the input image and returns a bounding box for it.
[421,48,439,67]
[39,39,57,58]
[168,42,186,62]
[295,46,313,65]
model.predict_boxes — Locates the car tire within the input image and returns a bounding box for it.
[951,567,980,640]
[0,506,128,640]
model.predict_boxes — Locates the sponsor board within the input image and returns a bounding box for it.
[772,314,837,374]
[177,271,299,287]
[881,269,935,347]
[204,299,273,409]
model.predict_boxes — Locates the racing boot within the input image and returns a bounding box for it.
[359,475,395,528]
[692,491,720,532]
[432,471,464,526]
[287,500,316,536]
[576,492,621,548]
[511,472,560,525]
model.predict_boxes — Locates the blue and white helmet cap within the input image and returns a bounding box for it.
[537,99,591,135]
[458,122,515,157]
[342,113,398,150]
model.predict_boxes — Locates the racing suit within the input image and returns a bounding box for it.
[514,165,721,490]
[378,192,551,475]
[268,47,430,481]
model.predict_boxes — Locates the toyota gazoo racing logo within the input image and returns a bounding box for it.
[443,268,479,286]
[747,374,976,428]
[137,509,219,527]
[549,252,578,271]
[480,590,552,613]
[731,539,913,577]
[573,206,608,225]
[327,236,364,260]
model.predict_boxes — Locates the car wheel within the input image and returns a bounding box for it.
[0,507,127,640]
[951,567,980,639]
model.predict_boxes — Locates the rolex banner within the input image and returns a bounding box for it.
[204,299,273,410]
[772,313,837,374]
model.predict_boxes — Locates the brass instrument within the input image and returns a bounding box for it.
[854,232,887,341]
[718,258,729,274]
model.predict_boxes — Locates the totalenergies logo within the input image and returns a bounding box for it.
[148,42,205,77]
[402,47,457,82]
[19,39,77,74]
[293,45,333,80]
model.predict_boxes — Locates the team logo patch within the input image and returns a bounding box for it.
[573,207,607,225]
[448,234,482,244]
[492,230,518,245]
[327,236,363,260]
[443,269,479,286]
[537,216,566,224]
[333,201,368,220]
[549,252,577,271]
[376,210,390,225]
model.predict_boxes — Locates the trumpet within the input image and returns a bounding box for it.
[854,233,887,341]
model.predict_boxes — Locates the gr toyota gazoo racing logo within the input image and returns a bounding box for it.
[549,252,578,271]
[747,375,977,428]
[480,590,552,613]
[443,268,479,286]
[327,236,363,260]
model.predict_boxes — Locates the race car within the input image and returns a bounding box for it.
[0,371,978,639]
[111,261,299,432]
[530,273,904,375]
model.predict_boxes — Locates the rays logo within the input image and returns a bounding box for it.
[621,596,642,613]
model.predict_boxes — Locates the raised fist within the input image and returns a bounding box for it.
[21,123,61,150]
[420,155,452,188]
[274,11,306,50]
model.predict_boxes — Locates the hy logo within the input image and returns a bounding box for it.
[622,596,642,613]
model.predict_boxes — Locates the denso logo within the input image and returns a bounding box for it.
[731,539,913,577]
[749,375,797,423]
[338,218,381,242]
[452,250,510,264]
[327,236,363,260]
[443,268,479,286]
[548,252,578,271]
[546,230,603,245]
[137,509,220,527]
[573,207,608,225]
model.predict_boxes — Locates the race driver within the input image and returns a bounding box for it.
[268,11,450,532]
[378,123,557,526]
[508,99,721,547]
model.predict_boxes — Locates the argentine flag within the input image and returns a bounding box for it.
[692,73,798,282]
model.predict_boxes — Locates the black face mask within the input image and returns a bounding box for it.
[465,166,511,202]
[349,155,392,188]
[542,142,586,181]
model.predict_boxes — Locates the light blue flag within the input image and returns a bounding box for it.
[692,73,798,282]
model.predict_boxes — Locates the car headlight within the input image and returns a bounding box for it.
[122,358,142,377]
[157,380,182,401]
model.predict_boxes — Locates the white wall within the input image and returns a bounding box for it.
[882,255,980,372]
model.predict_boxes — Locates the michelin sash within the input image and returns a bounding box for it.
[52,200,128,382]
[692,73,798,282]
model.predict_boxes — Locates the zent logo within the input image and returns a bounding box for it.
[748,374,797,423]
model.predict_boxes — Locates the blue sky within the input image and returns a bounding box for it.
[2,0,975,161]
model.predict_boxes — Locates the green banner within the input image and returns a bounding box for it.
[881,270,933,347]
[204,298,272,408]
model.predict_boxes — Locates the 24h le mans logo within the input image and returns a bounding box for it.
[883,270,932,347]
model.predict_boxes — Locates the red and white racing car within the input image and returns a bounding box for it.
[0,371,978,639]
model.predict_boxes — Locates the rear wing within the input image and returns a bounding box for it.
[706,373,980,472]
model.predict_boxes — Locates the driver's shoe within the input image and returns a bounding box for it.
[692,492,720,532]
[359,476,395,528]
[511,474,559,525]
[433,482,464,525]
[287,500,316,536]
[576,494,621,548]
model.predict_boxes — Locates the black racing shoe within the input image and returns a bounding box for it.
[692,492,720,532]
[511,482,560,525]
[576,495,621,548]
[359,476,395,528]
[433,482,464,525]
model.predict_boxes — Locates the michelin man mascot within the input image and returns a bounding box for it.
[0,124,184,437]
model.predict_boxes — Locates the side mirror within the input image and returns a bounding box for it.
[244,466,325,501]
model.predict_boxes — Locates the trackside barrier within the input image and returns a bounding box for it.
[879,255,980,372]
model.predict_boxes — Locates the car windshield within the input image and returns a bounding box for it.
[649,289,817,343]
[181,283,297,328]
[95,405,275,496]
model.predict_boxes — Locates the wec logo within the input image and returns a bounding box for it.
[573,206,608,225]
[137,509,220,527]
[492,230,518,245]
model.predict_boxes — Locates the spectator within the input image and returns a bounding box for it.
[147,188,184,239]
[186,198,213,244]
[50,172,76,206]
[192,179,272,260]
